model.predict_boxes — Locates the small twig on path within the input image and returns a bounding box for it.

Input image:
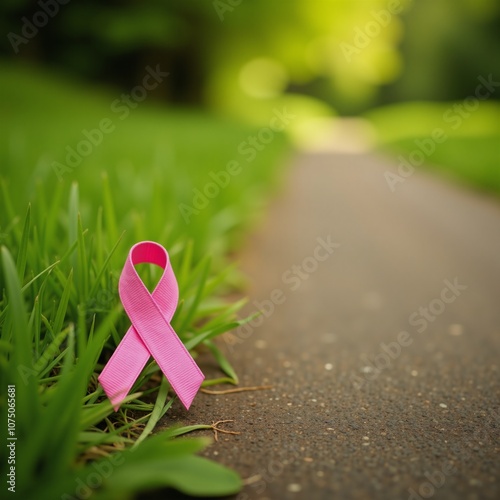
[211,420,241,442]
[200,385,273,395]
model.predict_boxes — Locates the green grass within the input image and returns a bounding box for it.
[365,101,500,194]
[0,63,289,259]
[382,135,500,193]
[0,62,289,500]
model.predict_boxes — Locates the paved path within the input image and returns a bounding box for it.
[167,153,500,500]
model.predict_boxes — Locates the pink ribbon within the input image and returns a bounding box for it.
[98,241,204,411]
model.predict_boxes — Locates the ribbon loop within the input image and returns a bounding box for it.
[98,241,204,410]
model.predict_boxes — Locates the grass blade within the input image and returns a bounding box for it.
[205,340,239,384]
[133,376,172,448]
[52,269,73,338]
[178,255,211,333]
[16,203,30,280]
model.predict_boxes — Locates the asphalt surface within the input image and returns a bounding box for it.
[162,153,500,500]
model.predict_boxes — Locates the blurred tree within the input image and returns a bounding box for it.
[0,0,408,112]
[381,0,500,102]
[1,0,498,114]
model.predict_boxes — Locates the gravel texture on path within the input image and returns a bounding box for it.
[161,152,500,500]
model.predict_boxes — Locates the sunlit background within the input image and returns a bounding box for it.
[1,0,499,198]
[0,2,499,498]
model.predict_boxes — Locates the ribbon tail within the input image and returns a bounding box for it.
[98,326,151,411]
[148,322,205,410]
[166,360,204,410]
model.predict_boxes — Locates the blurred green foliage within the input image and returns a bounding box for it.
[0,62,289,499]
[2,0,498,117]
[365,100,500,193]
[0,62,288,259]
[383,0,500,102]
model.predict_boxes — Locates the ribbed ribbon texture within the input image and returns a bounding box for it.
[98,241,204,411]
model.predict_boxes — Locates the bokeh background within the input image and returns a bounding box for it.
[0,2,499,499]
[1,0,499,303]
[2,0,500,110]
[1,0,499,208]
